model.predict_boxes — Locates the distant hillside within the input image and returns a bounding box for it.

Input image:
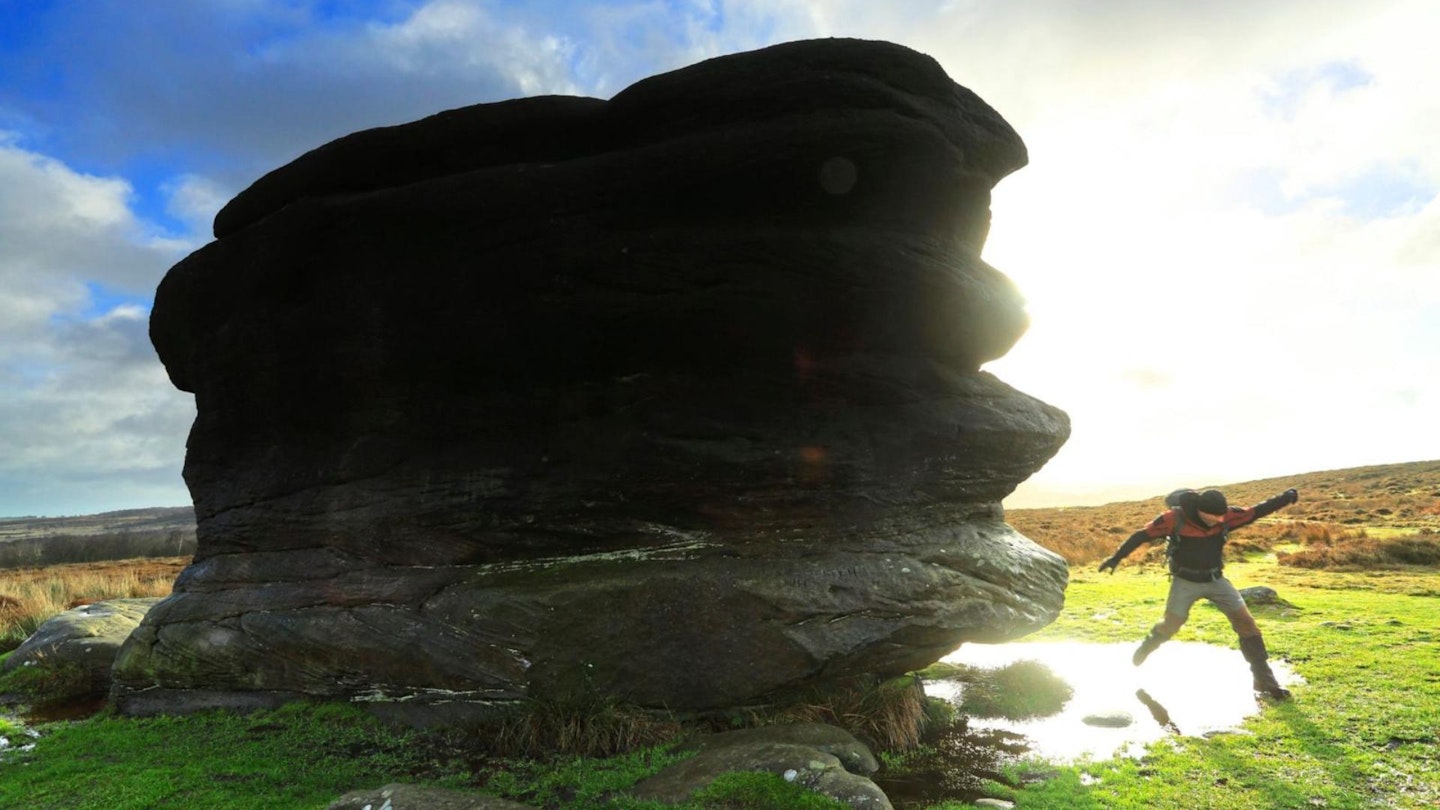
[6,460,1438,570]
[0,506,196,568]
[1007,459,1440,564]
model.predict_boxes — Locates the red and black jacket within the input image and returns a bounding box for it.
[1111,490,1295,576]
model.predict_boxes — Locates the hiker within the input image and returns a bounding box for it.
[1098,487,1300,699]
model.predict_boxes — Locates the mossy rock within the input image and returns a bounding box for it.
[1,598,161,704]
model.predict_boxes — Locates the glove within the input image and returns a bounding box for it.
[1098,555,1120,574]
[1283,488,1298,505]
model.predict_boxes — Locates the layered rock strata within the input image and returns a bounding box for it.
[116,38,1070,722]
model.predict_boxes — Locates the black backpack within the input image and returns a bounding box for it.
[1160,488,1228,574]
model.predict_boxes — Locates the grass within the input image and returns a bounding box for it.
[979,560,1440,809]
[1277,533,1440,568]
[0,702,474,809]
[11,557,1434,808]
[0,701,860,810]
[478,744,693,809]
[0,557,186,652]
[765,675,930,752]
[0,654,92,704]
[936,659,1073,721]
[3,460,1438,808]
[487,696,684,758]
[479,751,852,810]
[1007,459,1440,566]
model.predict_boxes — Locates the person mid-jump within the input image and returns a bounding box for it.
[1099,487,1299,699]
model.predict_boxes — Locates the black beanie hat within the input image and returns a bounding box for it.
[1197,489,1228,514]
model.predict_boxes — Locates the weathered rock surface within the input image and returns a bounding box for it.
[327,784,535,810]
[116,38,1069,721]
[1239,586,1291,607]
[677,722,881,776]
[631,724,891,809]
[4,598,159,702]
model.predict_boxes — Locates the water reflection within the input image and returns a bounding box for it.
[925,640,1299,762]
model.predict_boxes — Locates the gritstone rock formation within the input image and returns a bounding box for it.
[116,38,1070,723]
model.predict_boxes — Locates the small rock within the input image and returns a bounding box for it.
[975,799,1016,809]
[1238,586,1281,605]
[1081,711,1133,728]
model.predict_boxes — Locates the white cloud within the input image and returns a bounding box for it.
[161,173,231,239]
[0,135,193,516]
[257,0,584,98]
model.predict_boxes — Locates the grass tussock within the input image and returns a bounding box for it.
[768,675,929,752]
[488,697,685,759]
[0,558,186,652]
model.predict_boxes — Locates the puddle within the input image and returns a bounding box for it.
[871,723,1033,809]
[22,698,107,725]
[924,640,1300,763]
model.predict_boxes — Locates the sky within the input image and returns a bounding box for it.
[1,0,1437,517]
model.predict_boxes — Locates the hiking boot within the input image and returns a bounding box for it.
[1252,668,1292,700]
[1132,632,1165,667]
[1239,634,1291,700]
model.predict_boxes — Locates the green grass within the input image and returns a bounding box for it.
[480,745,691,809]
[4,561,1438,809]
[993,560,1440,809]
[0,702,476,809]
[0,702,853,810]
[691,771,854,809]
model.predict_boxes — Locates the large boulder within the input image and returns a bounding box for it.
[115,38,1069,722]
[4,598,160,702]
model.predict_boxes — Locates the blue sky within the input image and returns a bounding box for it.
[2,0,1438,516]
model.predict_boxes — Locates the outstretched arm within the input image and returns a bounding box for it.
[1225,488,1300,530]
[1251,488,1299,519]
[1098,530,1150,573]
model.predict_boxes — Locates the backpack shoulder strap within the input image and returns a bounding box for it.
[1165,507,1183,568]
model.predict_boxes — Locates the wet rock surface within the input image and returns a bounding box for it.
[117,38,1069,720]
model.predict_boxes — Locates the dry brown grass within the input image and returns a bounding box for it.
[0,557,187,652]
[1007,460,1440,569]
[1277,532,1440,569]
